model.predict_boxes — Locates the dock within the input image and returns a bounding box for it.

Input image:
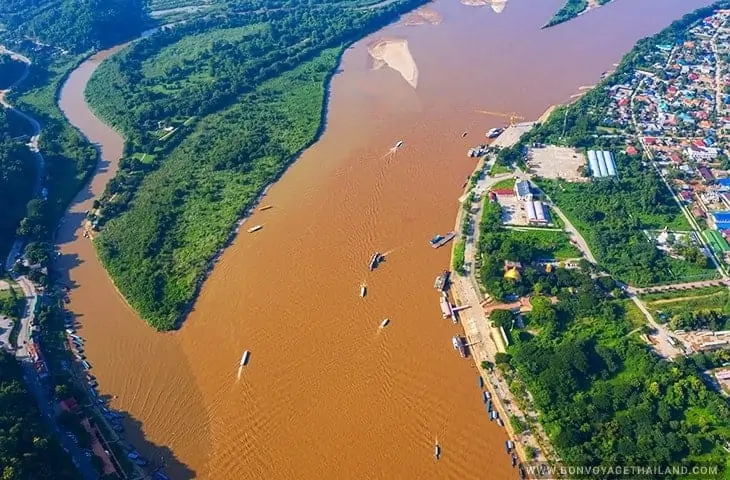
[429,231,456,249]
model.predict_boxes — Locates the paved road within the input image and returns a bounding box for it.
[630,279,729,295]
[1,46,45,275]
[0,47,98,479]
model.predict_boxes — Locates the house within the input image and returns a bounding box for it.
[686,145,719,161]
[626,146,639,156]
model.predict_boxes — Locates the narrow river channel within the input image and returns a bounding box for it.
[55,0,712,477]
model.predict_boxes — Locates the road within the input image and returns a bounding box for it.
[1,46,45,276]
[0,47,98,479]
[546,202,597,264]
[625,292,679,359]
[630,279,728,295]
[450,125,560,467]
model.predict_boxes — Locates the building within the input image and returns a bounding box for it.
[698,165,715,182]
[526,200,550,224]
[514,180,532,200]
[686,145,719,161]
[587,150,618,178]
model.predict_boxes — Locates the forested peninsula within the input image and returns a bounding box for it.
[85,0,429,330]
[544,0,614,28]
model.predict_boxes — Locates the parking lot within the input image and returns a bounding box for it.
[527,146,588,182]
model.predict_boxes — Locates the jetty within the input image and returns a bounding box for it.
[429,231,455,249]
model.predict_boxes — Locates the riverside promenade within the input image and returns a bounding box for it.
[449,122,560,471]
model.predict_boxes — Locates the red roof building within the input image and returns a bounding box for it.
[626,146,639,156]
[491,188,515,197]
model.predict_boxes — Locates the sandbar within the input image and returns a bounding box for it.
[404,7,443,26]
[368,38,419,89]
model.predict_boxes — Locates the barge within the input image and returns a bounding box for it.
[452,336,467,358]
[434,270,450,291]
[429,231,456,249]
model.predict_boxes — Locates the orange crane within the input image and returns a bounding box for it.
[475,110,525,127]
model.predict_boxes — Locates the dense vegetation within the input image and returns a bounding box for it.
[0,285,25,320]
[86,0,428,329]
[0,352,78,479]
[0,0,146,53]
[0,55,26,90]
[500,274,730,472]
[477,200,583,300]
[544,0,613,28]
[0,108,35,262]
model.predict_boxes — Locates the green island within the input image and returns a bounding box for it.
[83,0,429,330]
[544,0,614,28]
[0,351,78,479]
[468,1,730,474]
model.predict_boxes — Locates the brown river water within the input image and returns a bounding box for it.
[55,0,711,478]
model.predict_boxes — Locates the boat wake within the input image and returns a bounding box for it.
[236,365,243,382]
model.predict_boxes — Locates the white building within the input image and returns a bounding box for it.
[686,145,719,161]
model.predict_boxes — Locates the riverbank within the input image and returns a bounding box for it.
[449,118,560,471]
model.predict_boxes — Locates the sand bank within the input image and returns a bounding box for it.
[368,38,419,89]
[461,0,507,13]
[404,7,443,26]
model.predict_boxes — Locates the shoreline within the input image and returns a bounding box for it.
[448,109,560,472]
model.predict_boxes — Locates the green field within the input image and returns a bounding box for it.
[502,228,580,260]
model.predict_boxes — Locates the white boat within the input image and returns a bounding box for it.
[486,127,503,139]
[240,350,250,366]
[360,283,367,297]
[247,225,262,233]
[380,318,390,328]
[395,140,403,148]
[434,439,441,460]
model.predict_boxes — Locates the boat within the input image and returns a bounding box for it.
[486,127,503,139]
[380,318,390,328]
[497,417,504,427]
[240,350,250,366]
[487,400,492,412]
[368,252,382,271]
[247,225,262,233]
[485,391,492,400]
[461,131,468,138]
[511,453,517,467]
[478,375,484,389]
[452,336,467,358]
[360,283,367,297]
[434,270,450,291]
[505,440,514,453]
[259,205,273,211]
[429,231,456,249]
[482,391,488,404]
[395,140,404,148]
[434,439,441,460]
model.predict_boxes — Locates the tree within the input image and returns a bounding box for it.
[491,309,514,329]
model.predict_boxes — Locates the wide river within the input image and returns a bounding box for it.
[56,0,711,478]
